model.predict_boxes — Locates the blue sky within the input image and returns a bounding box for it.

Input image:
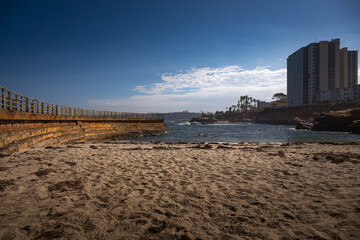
[1,0,359,112]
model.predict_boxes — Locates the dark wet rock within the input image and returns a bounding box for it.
[190,117,217,124]
[294,118,313,130]
[312,115,353,132]
[349,120,360,134]
[312,108,360,132]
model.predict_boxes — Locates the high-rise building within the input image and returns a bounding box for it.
[287,39,358,106]
[348,50,358,87]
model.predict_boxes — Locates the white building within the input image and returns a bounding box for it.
[319,84,360,103]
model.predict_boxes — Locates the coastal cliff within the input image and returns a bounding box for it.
[255,103,360,125]
[190,103,360,134]
[311,109,360,133]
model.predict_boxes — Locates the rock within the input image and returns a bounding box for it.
[349,120,360,134]
[294,118,313,130]
[311,108,360,132]
[190,117,217,124]
[312,115,352,132]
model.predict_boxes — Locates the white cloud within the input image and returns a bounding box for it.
[89,65,287,113]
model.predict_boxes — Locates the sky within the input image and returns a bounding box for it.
[1,0,359,113]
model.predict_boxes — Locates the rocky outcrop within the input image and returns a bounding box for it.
[190,117,217,124]
[294,118,314,130]
[349,120,360,134]
[312,115,353,132]
[312,109,360,133]
[255,103,360,125]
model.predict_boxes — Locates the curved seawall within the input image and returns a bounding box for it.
[0,108,169,155]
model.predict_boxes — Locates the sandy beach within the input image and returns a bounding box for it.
[0,142,359,240]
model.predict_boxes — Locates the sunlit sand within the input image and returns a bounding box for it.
[1,142,359,239]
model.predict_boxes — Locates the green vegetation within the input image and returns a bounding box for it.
[226,95,258,113]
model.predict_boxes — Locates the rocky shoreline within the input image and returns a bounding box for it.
[191,103,360,134]
[295,108,360,134]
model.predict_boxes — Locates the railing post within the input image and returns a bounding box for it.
[31,100,34,113]
[22,96,25,112]
[14,94,18,111]
[19,96,22,111]
[7,90,12,110]
[25,97,29,112]
[1,88,4,109]
[36,100,39,113]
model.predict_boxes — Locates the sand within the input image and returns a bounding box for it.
[0,142,360,240]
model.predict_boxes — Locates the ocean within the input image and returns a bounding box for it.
[133,121,360,143]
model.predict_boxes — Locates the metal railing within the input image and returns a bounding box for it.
[0,86,164,119]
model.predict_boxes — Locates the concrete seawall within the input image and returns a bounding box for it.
[0,108,169,155]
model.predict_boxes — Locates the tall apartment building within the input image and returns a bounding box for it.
[287,39,358,106]
[348,50,358,87]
